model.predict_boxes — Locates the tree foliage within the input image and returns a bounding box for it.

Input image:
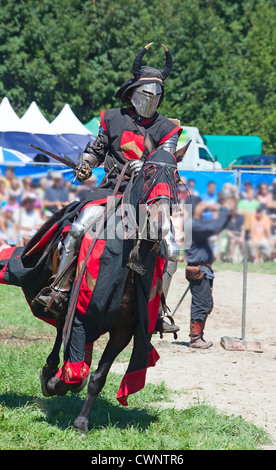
[0,0,275,151]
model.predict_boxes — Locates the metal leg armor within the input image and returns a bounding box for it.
[164,225,180,263]
[153,226,180,337]
[55,205,104,291]
[36,205,105,316]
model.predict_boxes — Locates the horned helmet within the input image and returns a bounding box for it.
[114,43,173,119]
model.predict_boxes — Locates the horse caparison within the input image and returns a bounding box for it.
[40,142,190,434]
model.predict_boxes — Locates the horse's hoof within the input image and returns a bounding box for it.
[48,376,70,396]
[69,376,88,394]
[40,366,58,397]
[74,416,89,434]
[40,373,70,397]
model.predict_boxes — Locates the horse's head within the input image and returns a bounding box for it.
[136,140,191,241]
[126,139,190,274]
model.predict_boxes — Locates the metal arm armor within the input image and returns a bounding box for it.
[81,125,109,166]
[158,132,179,153]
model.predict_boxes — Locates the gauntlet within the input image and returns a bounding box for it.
[129,159,143,176]
[74,152,100,182]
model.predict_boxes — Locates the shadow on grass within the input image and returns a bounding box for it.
[0,390,159,432]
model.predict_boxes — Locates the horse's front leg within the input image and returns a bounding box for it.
[74,325,134,434]
[40,314,64,396]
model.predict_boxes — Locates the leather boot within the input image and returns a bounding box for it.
[153,313,180,338]
[35,256,76,317]
[36,286,70,318]
[189,320,213,349]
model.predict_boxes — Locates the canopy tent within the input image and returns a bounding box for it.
[0,98,87,162]
[0,130,83,163]
[203,135,263,168]
[84,116,101,135]
[50,103,94,150]
[51,103,92,135]
[0,146,32,166]
[19,101,86,161]
[20,101,55,134]
[0,97,28,132]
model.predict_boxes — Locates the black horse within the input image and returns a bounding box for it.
[0,144,189,434]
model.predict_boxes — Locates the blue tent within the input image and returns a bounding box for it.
[58,133,94,153]
[0,131,85,163]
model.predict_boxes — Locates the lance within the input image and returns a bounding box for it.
[171,284,190,317]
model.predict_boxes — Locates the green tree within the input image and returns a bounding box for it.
[0,0,275,152]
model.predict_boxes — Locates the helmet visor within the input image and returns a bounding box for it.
[131,83,162,118]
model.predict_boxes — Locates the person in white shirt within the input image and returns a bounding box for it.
[13,193,43,246]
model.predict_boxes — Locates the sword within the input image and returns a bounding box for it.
[30,144,84,182]
[30,144,77,169]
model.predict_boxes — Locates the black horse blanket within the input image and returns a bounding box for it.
[0,189,166,406]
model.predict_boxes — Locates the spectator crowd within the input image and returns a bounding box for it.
[0,166,276,264]
[0,167,98,249]
[175,177,276,264]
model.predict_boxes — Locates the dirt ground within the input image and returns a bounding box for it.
[113,267,276,450]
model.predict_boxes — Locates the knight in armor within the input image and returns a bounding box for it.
[38,43,182,334]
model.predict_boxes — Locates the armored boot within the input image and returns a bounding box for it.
[189,319,213,349]
[35,217,84,317]
[35,205,105,317]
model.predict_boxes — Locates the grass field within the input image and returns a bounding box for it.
[0,282,271,450]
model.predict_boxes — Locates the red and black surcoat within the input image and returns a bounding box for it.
[100,106,182,174]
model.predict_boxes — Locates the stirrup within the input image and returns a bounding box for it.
[160,314,179,340]
[32,285,69,317]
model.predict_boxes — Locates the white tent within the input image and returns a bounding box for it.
[0,97,28,132]
[0,99,92,160]
[50,103,92,135]
[20,101,55,134]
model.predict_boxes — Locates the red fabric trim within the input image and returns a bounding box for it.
[55,343,93,383]
[0,261,8,284]
[33,315,56,327]
[0,247,16,284]
[148,347,160,367]
[22,291,57,327]
[146,150,156,160]
[116,348,160,406]
[76,236,106,315]
[100,110,108,133]
[35,223,58,252]
[80,195,121,212]
[147,182,171,202]
[159,126,182,146]
[61,225,71,239]
[0,246,16,262]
